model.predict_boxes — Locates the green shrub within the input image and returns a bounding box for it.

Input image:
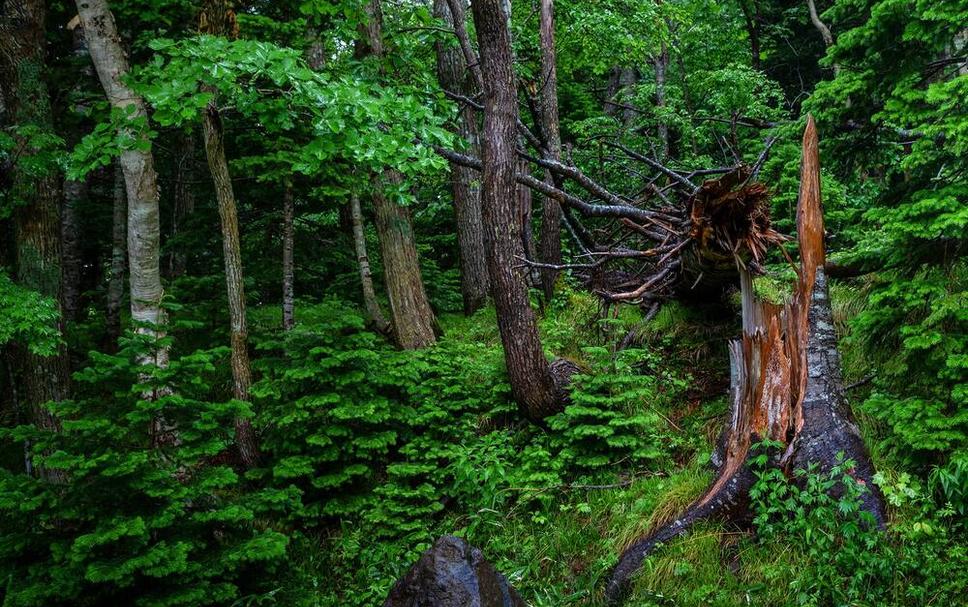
[0,335,290,607]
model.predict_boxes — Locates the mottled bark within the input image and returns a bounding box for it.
[536,0,563,301]
[358,0,438,349]
[434,0,489,315]
[282,180,295,330]
[105,162,126,350]
[605,117,884,604]
[1,0,69,439]
[350,192,390,332]
[199,0,260,468]
[76,0,169,373]
[471,0,562,419]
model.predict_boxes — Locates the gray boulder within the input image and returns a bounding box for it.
[383,535,526,607]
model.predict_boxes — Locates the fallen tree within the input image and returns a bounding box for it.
[603,117,886,603]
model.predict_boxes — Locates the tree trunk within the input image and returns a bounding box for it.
[76,0,169,374]
[169,129,196,278]
[653,39,670,161]
[358,0,438,349]
[282,180,295,330]
[434,0,489,315]
[739,0,762,71]
[370,173,438,348]
[105,161,126,350]
[470,0,565,419]
[605,117,885,604]
[60,178,84,324]
[1,0,70,439]
[350,192,390,332]
[536,0,563,301]
[198,0,261,469]
[806,0,840,76]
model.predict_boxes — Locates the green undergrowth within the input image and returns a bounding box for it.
[274,285,966,607]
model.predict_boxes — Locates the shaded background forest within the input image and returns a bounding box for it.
[0,0,965,605]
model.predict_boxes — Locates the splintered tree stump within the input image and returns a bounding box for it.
[383,535,526,607]
[604,117,886,604]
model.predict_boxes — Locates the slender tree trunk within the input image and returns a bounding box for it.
[105,162,126,350]
[536,0,563,301]
[281,180,295,330]
[358,0,438,349]
[471,0,563,419]
[76,0,169,375]
[197,0,261,469]
[805,0,839,76]
[434,0,489,315]
[653,39,670,160]
[350,192,390,332]
[739,0,761,71]
[169,129,196,278]
[60,177,84,323]
[1,0,70,440]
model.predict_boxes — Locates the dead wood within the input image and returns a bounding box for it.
[604,117,886,604]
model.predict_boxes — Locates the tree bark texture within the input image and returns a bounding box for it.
[536,0,563,301]
[105,161,126,350]
[350,192,390,333]
[199,0,260,468]
[370,173,438,348]
[76,0,169,372]
[282,180,295,330]
[434,0,489,315]
[471,0,565,419]
[1,0,70,437]
[605,117,885,604]
[359,0,438,349]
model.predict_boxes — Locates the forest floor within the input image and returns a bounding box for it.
[258,279,964,607]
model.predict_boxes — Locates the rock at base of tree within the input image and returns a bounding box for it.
[383,535,525,607]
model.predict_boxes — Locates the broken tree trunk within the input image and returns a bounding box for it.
[604,117,885,603]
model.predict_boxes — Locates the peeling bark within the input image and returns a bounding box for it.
[605,117,885,604]
[77,0,169,377]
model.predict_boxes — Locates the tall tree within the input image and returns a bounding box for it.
[470,0,560,419]
[536,0,563,301]
[357,0,438,349]
[76,0,169,378]
[197,0,260,468]
[433,0,489,315]
[0,0,69,437]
